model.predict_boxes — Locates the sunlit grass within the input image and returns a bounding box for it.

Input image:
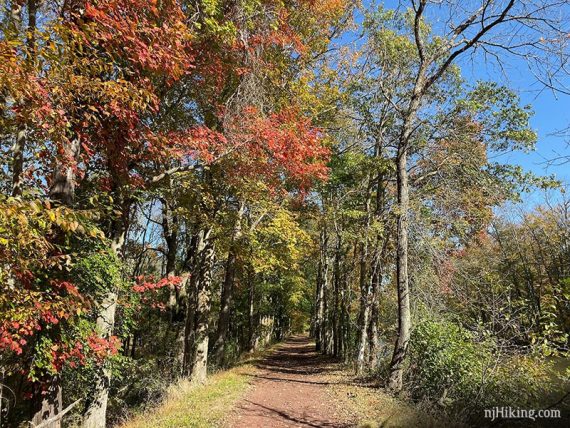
[119,365,253,428]
[325,370,446,428]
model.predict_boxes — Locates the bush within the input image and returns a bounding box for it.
[407,318,556,422]
[106,354,178,425]
[479,355,555,409]
[408,318,487,403]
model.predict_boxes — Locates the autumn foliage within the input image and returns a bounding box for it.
[1,0,346,424]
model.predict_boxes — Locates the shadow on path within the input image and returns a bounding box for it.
[227,336,353,428]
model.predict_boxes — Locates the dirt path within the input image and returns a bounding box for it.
[225,336,353,428]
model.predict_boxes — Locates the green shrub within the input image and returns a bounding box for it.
[71,248,123,297]
[407,318,556,421]
[409,318,488,403]
[479,355,555,409]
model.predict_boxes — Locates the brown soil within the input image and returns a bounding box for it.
[225,336,354,427]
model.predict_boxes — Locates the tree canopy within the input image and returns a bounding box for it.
[1,1,569,427]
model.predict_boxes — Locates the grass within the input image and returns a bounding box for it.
[325,368,455,428]
[117,344,275,428]
[327,358,569,427]
[335,387,453,428]
[116,343,568,428]
[119,340,449,428]
[119,365,255,428]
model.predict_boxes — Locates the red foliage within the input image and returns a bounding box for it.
[83,0,194,80]
[132,275,183,293]
[0,0,341,396]
[48,335,120,373]
[0,279,85,356]
[223,108,330,192]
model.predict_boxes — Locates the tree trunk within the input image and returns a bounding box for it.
[49,138,80,205]
[212,248,236,362]
[368,244,384,369]
[332,235,342,357]
[388,72,425,392]
[30,378,62,428]
[213,202,245,365]
[323,267,332,355]
[175,233,199,370]
[182,269,197,374]
[368,296,380,368]
[11,127,26,197]
[315,227,328,352]
[313,257,322,340]
[388,144,411,392]
[161,199,179,313]
[340,273,350,361]
[182,228,214,384]
[190,244,214,383]
[356,184,373,374]
[368,239,385,369]
[83,224,123,428]
[364,137,387,369]
[82,291,117,428]
[356,278,372,374]
[247,267,257,352]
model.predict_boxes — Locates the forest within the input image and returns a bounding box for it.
[0,0,569,427]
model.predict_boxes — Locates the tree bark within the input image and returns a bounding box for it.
[356,275,372,374]
[213,202,245,365]
[248,269,256,352]
[388,142,411,392]
[332,234,342,357]
[368,294,380,368]
[11,126,26,197]
[368,236,388,369]
[182,228,214,383]
[161,199,179,313]
[340,271,350,361]
[356,183,373,374]
[387,62,425,390]
[369,147,387,369]
[191,235,214,383]
[323,264,332,355]
[82,291,117,428]
[82,222,123,428]
[49,138,80,205]
[175,233,199,369]
[30,378,62,428]
[315,227,328,352]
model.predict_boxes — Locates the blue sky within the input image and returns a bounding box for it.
[462,52,570,186]
[348,1,570,198]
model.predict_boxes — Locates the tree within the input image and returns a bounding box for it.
[361,0,568,392]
